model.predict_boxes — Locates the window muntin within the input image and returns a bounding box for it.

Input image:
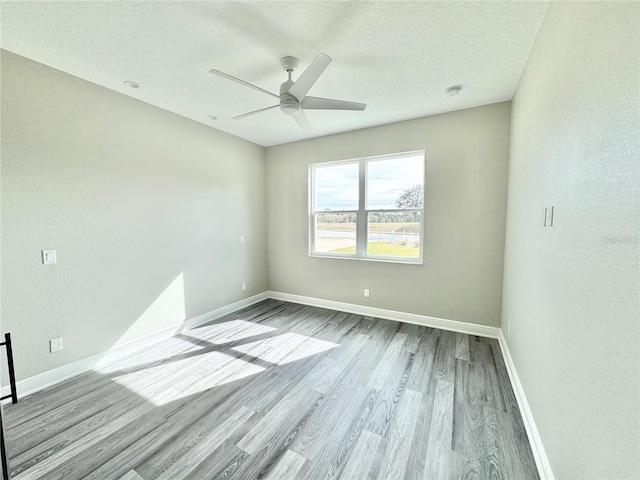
[310,151,424,264]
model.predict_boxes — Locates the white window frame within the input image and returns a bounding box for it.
[309,150,425,265]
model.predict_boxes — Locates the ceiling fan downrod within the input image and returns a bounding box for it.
[279,56,301,115]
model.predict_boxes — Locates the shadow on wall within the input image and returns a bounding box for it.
[3,301,339,478]
[110,273,188,350]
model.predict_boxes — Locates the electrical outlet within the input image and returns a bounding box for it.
[240,235,245,244]
[547,206,554,227]
[242,282,247,291]
[50,337,63,353]
[364,289,370,298]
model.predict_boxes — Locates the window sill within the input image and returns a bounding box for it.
[309,253,423,265]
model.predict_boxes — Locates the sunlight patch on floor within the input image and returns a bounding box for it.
[112,351,265,406]
[104,323,336,406]
[95,334,201,374]
[188,319,277,345]
[232,332,338,365]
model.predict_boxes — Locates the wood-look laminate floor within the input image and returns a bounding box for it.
[4,300,539,479]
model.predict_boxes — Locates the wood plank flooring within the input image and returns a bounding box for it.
[4,300,539,479]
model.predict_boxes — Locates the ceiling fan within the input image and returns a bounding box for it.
[209,53,366,130]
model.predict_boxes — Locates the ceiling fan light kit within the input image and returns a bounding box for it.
[279,98,301,116]
[209,53,366,130]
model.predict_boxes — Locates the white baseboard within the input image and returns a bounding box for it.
[497,330,555,480]
[267,290,501,338]
[1,292,269,401]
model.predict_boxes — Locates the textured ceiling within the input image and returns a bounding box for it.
[0,1,548,146]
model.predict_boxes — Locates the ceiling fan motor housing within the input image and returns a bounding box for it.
[280,79,301,115]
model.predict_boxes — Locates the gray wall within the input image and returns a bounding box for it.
[502,2,639,479]
[1,50,268,381]
[266,103,511,327]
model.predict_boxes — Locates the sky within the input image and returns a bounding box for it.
[314,155,423,211]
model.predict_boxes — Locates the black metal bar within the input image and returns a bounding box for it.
[0,404,8,480]
[0,333,15,479]
[3,335,17,405]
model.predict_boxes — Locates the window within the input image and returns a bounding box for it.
[309,151,424,263]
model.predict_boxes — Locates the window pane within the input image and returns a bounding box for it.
[314,163,359,211]
[315,212,357,254]
[367,155,424,209]
[367,211,420,258]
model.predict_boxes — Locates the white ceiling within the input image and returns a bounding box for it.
[1,1,548,147]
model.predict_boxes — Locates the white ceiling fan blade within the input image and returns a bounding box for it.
[232,105,279,120]
[209,68,280,99]
[292,110,310,130]
[288,53,332,101]
[302,96,366,111]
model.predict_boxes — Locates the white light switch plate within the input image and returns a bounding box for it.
[42,249,57,264]
[546,206,554,226]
